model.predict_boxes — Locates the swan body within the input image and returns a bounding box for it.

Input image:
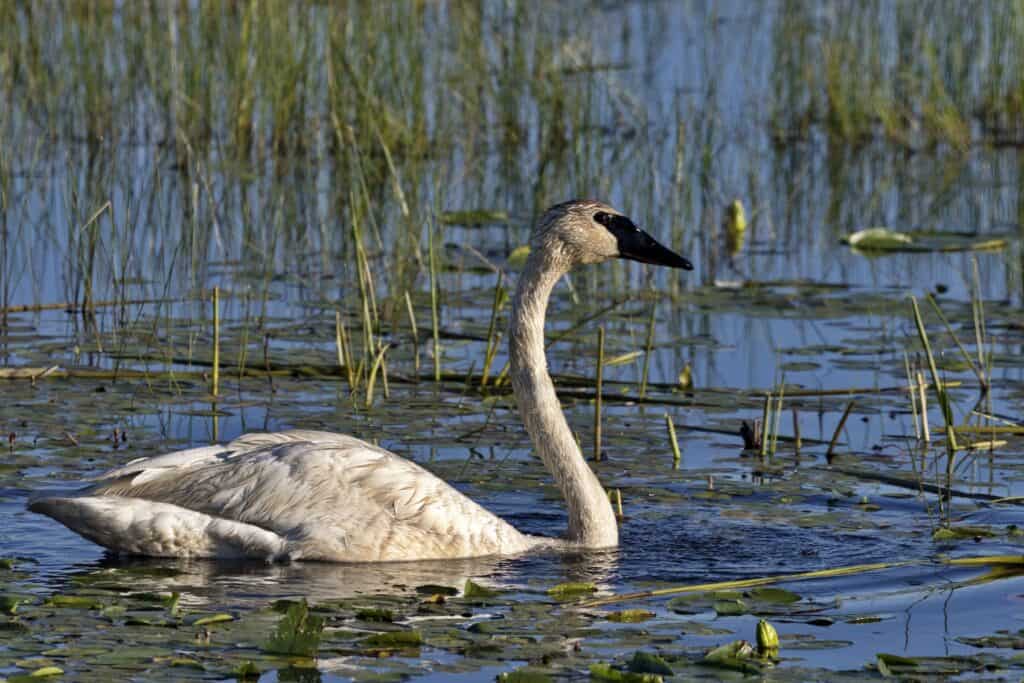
[30,200,692,562]
[30,430,538,561]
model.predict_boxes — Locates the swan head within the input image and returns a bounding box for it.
[533,199,693,270]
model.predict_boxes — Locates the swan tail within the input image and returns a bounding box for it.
[28,495,291,562]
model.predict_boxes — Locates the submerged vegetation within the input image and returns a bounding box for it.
[1,1,1023,680]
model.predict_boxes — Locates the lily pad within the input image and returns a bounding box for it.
[547,582,597,600]
[362,630,424,648]
[463,579,501,599]
[606,609,655,623]
[845,228,913,250]
[627,651,673,676]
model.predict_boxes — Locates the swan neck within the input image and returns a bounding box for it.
[509,250,618,548]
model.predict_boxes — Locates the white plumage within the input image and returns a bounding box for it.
[31,430,536,561]
[29,201,692,562]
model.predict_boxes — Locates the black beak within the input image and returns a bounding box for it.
[598,213,693,270]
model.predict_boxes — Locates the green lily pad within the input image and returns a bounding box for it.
[463,579,501,599]
[547,582,597,600]
[497,669,553,683]
[44,595,102,609]
[355,608,394,622]
[748,587,801,604]
[627,651,673,676]
[846,228,913,250]
[589,662,663,682]
[606,609,655,623]
[362,630,424,648]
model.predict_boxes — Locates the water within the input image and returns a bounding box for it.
[2,1,1024,680]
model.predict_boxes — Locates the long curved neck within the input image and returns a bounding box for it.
[509,250,618,548]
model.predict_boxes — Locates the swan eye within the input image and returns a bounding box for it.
[593,211,611,226]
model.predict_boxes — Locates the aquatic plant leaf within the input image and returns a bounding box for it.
[0,595,20,614]
[44,595,102,609]
[169,657,203,668]
[463,579,500,598]
[588,662,662,682]
[497,669,553,683]
[362,630,423,647]
[627,651,673,675]
[605,609,655,623]
[507,245,531,269]
[702,640,761,674]
[28,666,64,678]
[355,608,393,622]
[234,661,261,680]
[932,525,997,541]
[191,613,234,626]
[603,351,644,367]
[263,599,323,657]
[547,582,597,600]
[748,587,801,604]
[712,599,747,616]
[846,228,913,250]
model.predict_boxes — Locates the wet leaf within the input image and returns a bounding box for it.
[28,666,64,678]
[0,595,21,614]
[355,608,394,622]
[627,651,673,676]
[846,228,913,250]
[547,582,597,600]
[712,599,747,616]
[497,669,553,683]
[507,245,531,269]
[702,640,762,674]
[605,609,655,623]
[44,595,102,609]
[588,662,662,682]
[234,661,261,680]
[362,630,423,648]
[463,579,500,599]
[748,587,801,604]
[263,599,323,657]
[932,525,997,541]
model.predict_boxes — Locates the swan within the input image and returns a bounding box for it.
[29,200,692,562]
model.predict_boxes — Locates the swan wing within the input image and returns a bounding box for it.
[31,430,534,561]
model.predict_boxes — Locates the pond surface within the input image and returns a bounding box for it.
[2,1,1024,680]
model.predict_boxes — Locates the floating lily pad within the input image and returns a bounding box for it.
[588,662,663,682]
[627,651,673,676]
[547,582,597,600]
[606,609,655,623]
[463,579,501,599]
[845,228,913,250]
[362,630,424,648]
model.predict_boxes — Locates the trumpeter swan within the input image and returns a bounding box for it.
[29,200,692,562]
